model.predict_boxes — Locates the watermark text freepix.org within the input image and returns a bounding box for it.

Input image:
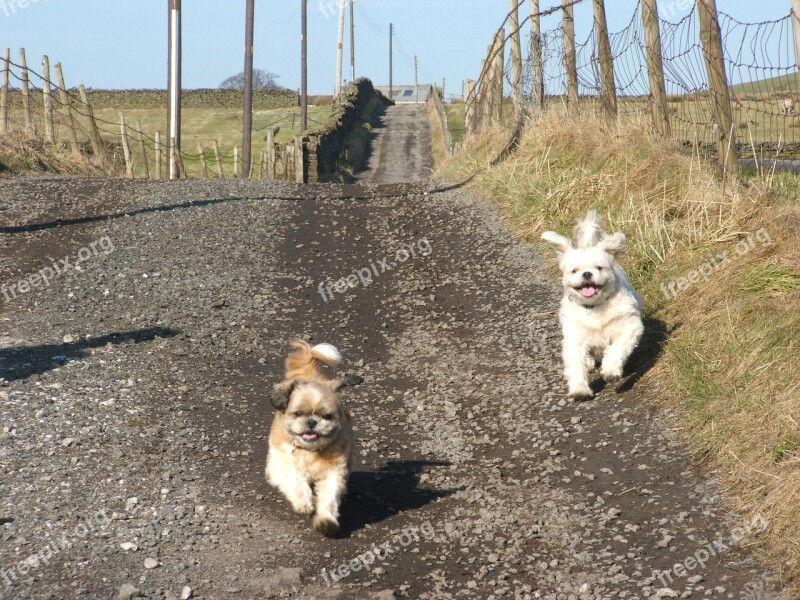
[656,513,767,588]
[660,228,772,300]
[0,0,53,17]
[1,509,111,590]
[1,235,115,302]
[320,520,435,585]
[318,237,432,302]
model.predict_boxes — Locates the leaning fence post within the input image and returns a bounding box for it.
[530,1,544,115]
[791,0,800,90]
[54,63,81,155]
[134,120,150,179]
[198,143,210,178]
[19,49,33,135]
[79,84,107,166]
[509,0,523,115]
[641,0,671,137]
[155,131,163,180]
[213,139,224,178]
[234,146,239,178]
[267,128,276,180]
[562,2,579,113]
[492,29,505,126]
[697,0,738,178]
[593,0,617,118]
[41,56,56,142]
[1,49,9,134]
[120,113,134,178]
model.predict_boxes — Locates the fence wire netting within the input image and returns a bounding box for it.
[487,3,800,161]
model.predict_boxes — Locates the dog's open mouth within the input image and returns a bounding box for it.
[301,432,320,442]
[576,283,602,298]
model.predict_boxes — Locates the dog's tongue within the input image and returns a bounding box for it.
[302,432,319,442]
[580,286,599,298]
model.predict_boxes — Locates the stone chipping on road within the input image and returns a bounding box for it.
[0,106,789,599]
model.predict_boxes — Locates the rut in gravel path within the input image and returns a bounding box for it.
[0,107,788,600]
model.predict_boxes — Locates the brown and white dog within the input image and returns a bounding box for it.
[266,340,363,536]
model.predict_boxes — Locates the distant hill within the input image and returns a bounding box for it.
[731,73,800,96]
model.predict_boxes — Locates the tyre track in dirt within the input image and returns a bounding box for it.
[0,106,788,599]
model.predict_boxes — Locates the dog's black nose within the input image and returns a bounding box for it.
[582,271,593,280]
[306,418,317,429]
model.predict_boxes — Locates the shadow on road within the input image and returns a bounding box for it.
[0,327,180,381]
[341,460,461,536]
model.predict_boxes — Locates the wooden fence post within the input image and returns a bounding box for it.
[530,0,544,114]
[697,0,738,178]
[79,85,106,166]
[234,146,239,178]
[41,56,56,142]
[267,128,276,179]
[493,29,505,126]
[791,0,800,97]
[562,2,579,113]
[641,0,671,137]
[478,58,488,133]
[155,131,163,179]
[119,113,134,178]
[19,49,33,135]
[1,49,9,134]
[593,0,617,118]
[509,0,523,115]
[134,120,150,179]
[198,143,210,178]
[54,63,81,155]
[464,79,477,137]
[213,139,224,178]
[260,149,267,179]
[295,136,305,183]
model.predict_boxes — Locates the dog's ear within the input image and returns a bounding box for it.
[600,232,627,256]
[271,379,297,410]
[332,374,364,392]
[541,231,573,256]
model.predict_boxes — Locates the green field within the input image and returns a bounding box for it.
[3,89,336,178]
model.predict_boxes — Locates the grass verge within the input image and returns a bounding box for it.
[437,108,800,589]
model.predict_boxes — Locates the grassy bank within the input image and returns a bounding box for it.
[437,110,800,588]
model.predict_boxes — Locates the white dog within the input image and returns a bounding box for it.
[542,211,644,400]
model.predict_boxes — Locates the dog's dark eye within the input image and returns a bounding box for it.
[571,268,578,274]
[293,411,304,418]
[322,414,334,420]
[596,266,603,270]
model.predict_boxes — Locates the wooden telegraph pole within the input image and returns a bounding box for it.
[562,1,579,113]
[641,0,671,137]
[242,0,256,178]
[697,0,737,178]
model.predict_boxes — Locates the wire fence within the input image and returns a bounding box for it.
[0,51,315,180]
[464,0,800,166]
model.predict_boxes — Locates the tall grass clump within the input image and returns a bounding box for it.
[437,106,800,588]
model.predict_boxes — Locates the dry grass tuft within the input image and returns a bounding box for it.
[0,131,112,178]
[439,107,800,589]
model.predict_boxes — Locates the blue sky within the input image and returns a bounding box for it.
[0,1,792,95]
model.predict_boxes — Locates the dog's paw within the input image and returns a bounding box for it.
[600,365,623,384]
[313,515,341,537]
[568,384,594,402]
[291,500,315,516]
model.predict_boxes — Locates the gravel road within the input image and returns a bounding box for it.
[0,106,788,600]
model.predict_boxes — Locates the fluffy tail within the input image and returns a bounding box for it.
[284,339,342,381]
[573,210,605,249]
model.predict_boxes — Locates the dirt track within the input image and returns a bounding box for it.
[0,106,787,599]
